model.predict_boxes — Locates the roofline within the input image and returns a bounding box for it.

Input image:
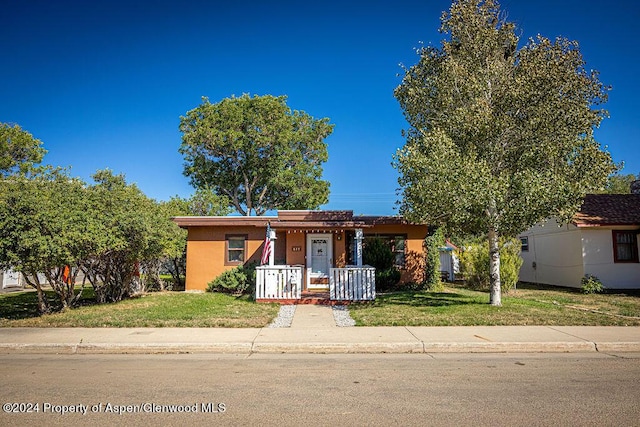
[172,212,426,229]
[574,222,640,228]
[172,216,276,228]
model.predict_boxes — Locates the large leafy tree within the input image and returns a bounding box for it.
[0,171,91,313]
[600,173,638,194]
[160,189,231,288]
[394,0,615,305]
[0,168,172,312]
[0,123,46,177]
[82,170,168,303]
[179,94,333,216]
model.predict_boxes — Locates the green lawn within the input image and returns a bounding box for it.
[0,289,279,328]
[1,283,639,327]
[349,283,640,326]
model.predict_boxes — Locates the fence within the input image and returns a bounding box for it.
[255,265,303,300]
[330,266,376,301]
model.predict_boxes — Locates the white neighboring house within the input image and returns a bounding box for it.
[1,269,24,290]
[519,189,640,290]
[439,240,460,282]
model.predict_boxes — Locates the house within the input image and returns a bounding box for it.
[438,240,460,282]
[173,210,428,302]
[518,185,640,289]
[1,269,24,291]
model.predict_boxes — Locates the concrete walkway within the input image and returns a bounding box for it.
[290,305,336,328]
[1,325,639,355]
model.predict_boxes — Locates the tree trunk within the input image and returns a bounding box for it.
[488,227,502,306]
[23,272,51,315]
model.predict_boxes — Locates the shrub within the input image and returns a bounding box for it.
[376,268,402,292]
[459,236,523,293]
[207,262,257,295]
[424,228,444,291]
[363,238,401,292]
[581,274,604,294]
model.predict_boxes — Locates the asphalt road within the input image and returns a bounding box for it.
[1,353,639,426]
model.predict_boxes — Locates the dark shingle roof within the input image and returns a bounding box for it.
[573,194,640,227]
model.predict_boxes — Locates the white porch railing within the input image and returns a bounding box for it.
[255,265,303,300]
[330,266,376,301]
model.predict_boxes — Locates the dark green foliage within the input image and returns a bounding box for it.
[424,228,444,290]
[180,94,333,216]
[161,189,231,290]
[0,167,178,313]
[0,123,46,177]
[207,262,257,295]
[376,268,402,292]
[363,238,401,292]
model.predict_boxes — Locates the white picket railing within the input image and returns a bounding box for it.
[330,266,376,301]
[255,265,303,300]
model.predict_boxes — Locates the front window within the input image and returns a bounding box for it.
[393,235,406,267]
[226,235,246,265]
[363,234,407,268]
[613,231,639,263]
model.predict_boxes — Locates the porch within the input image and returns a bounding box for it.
[255,265,376,303]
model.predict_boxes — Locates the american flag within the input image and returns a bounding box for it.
[260,223,272,265]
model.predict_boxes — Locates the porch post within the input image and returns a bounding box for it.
[354,229,363,267]
[268,229,276,266]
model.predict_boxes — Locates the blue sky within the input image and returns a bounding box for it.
[2,0,638,215]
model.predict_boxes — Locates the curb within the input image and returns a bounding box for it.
[0,343,253,355]
[594,342,640,353]
[3,341,638,354]
[251,342,424,354]
[421,341,597,353]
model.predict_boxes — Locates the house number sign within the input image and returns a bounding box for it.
[292,246,302,252]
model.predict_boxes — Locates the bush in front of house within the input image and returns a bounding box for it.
[424,227,444,291]
[363,237,401,292]
[207,262,257,295]
[459,236,523,293]
[581,274,604,294]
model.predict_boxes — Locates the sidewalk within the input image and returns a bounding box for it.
[1,305,639,354]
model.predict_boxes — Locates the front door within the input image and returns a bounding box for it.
[306,234,332,290]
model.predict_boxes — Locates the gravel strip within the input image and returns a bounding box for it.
[268,305,296,328]
[332,305,356,327]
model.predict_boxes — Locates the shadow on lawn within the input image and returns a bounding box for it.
[0,289,97,321]
[0,291,46,320]
[375,291,476,307]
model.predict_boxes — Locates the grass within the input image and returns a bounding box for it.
[348,282,640,326]
[0,288,279,328]
[1,282,639,327]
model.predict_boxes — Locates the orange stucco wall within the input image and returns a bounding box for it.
[184,226,265,291]
[364,224,428,283]
[184,224,428,291]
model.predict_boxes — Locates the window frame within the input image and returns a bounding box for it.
[520,236,529,252]
[612,230,639,263]
[225,234,248,266]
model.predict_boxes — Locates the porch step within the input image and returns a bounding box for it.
[257,292,352,305]
[299,291,338,306]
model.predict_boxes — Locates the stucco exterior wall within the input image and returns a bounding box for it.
[183,222,428,291]
[518,219,584,288]
[519,221,640,289]
[581,227,640,289]
[184,226,265,292]
[365,224,428,283]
